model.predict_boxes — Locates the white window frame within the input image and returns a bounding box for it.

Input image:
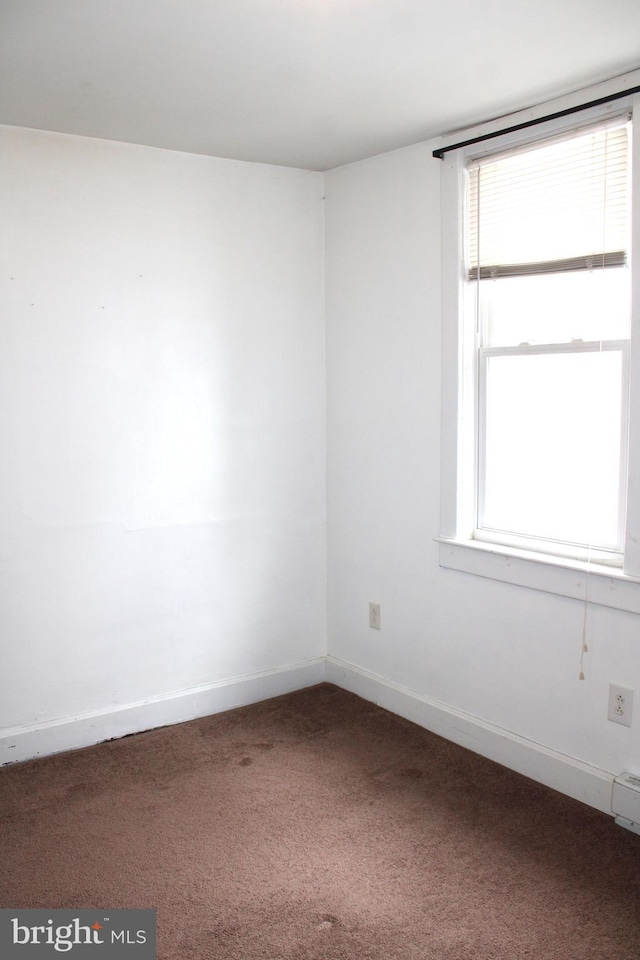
[438,89,640,615]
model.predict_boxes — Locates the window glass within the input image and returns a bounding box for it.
[481,269,630,347]
[481,349,625,549]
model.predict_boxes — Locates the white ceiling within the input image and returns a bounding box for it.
[2,0,640,171]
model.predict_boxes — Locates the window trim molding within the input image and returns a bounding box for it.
[438,83,640,612]
[437,537,640,615]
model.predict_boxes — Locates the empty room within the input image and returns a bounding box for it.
[1,2,640,958]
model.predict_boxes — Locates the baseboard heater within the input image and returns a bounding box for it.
[612,772,640,835]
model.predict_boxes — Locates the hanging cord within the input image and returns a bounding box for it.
[580,127,612,680]
[579,559,591,680]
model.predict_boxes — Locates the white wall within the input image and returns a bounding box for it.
[324,140,640,810]
[3,103,639,811]
[0,126,326,759]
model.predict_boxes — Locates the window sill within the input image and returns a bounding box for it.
[436,537,640,614]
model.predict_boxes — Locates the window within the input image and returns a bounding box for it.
[439,90,640,612]
[471,121,630,563]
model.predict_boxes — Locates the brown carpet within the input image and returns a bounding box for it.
[1,683,639,959]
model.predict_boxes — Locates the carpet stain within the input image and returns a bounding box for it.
[2,683,640,960]
[65,782,100,798]
[400,767,424,780]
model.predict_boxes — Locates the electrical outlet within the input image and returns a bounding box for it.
[369,602,381,630]
[608,683,633,727]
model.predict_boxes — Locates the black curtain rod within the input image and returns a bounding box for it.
[432,84,640,160]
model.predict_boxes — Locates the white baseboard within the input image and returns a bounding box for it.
[0,657,326,765]
[1,653,616,818]
[326,655,615,815]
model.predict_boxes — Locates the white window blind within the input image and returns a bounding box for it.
[467,121,630,280]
